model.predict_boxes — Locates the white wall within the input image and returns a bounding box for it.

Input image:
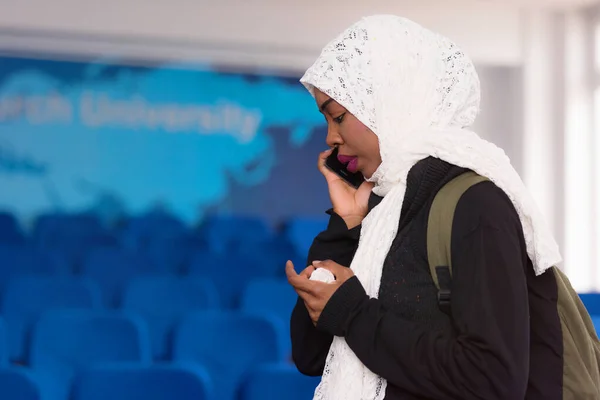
[519,6,599,291]
[0,0,523,72]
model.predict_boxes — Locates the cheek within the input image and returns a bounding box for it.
[368,133,382,162]
[342,120,368,145]
[340,119,381,161]
[360,129,381,161]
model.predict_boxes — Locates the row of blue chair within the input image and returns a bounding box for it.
[0,310,297,400]
[2,274,596,361]
[0,245,306,307]
[0,363,319,400]
[0,276,297,361]
[0,235,305,274]
[0,211,328,261]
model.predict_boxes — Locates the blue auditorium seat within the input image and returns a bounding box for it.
[199,215,272,253]
[119,212,187,251]
[71,364,214,400]
[580,293,600,315]
[33,213,103,242]
[0,317,6,366]
[239,363,320,400]
[237,236,304,278]
[2,276,102,362]
[173,311,284,400]
[34,212,98,230]
[187,250,262,308]
[139,232,205,274]
[282,217,328,258]
[0,367,41,400]
[122,276,219,359]
[241,278,297,356]
[0,245,68,289]
[592,316,600,337]
[82,248,159,307]
[0,211,25,244]
[33,213,118,268]
[30,310,151,400]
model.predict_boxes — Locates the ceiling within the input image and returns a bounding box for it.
[491,0,600,9]
[0,0,596,72]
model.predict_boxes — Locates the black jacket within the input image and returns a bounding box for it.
[290,157,563,399]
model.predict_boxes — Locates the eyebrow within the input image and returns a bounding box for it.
[319,98,335,112]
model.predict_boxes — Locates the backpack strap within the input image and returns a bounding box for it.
[427,171,489,314]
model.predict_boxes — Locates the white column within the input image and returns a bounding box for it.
[522,8,598,292]
[521,10,564,259]
[563,9,596,292]
[592,10,600,291]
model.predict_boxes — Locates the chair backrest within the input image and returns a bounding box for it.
[241,279,296,322]
[138,232,204,274]
[187,251,260,308]
[33,213,102,241]
[119,213,186,251]
[199,215,271,253]
[33,213,118,267]
[2,276,102,362]
[593,316,600,336]
[237,236,302,278]
[580,293,600,315]
[0,245,67,289]
[282,217,328,258]
[0,212,25,244]
[30,310,151,400]
[0,368,41,400]
[122,276,219,359]
[240,278,296,356]
[82,248,158,307]
[173,311,283,400]
[239,363,320,400]
[30,310,151,367]
[0,317,6,366]
[71,364,214,400]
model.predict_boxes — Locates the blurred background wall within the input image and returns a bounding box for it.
[0,0,598,291]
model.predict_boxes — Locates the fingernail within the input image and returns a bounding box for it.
[313,260,322,265]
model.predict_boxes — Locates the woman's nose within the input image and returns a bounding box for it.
[325,126,343,148]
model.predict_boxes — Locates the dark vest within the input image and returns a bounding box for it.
[371,157,467,331]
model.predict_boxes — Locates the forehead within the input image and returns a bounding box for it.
[314,88,343,111]
[314,88,330,103]
[314,88,331,106]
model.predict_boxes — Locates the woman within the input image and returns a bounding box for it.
[286,15,564,400]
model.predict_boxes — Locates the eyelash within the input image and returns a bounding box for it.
[333,113,346,124]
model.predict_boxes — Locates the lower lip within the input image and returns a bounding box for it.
[347,158,359,173]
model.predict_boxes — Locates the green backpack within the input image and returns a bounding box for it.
[427,171,600,400]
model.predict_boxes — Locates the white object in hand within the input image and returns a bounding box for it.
[309,267,336,283]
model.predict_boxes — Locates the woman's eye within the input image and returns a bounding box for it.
[333,113,346,124]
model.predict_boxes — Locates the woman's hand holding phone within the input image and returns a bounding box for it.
[318,149,373,229]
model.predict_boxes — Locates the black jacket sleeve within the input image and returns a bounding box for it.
[290,210,361,376]
[316,182,531,399]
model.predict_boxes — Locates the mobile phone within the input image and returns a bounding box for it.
[324,147,365,189]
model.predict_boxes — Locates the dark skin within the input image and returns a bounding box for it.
[314,89,379,230]
[286,89,382,326]
[285,259,355,326]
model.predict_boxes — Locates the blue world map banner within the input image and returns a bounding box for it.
[0,56,331,225]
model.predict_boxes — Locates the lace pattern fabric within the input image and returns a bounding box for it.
[300,15,561,400]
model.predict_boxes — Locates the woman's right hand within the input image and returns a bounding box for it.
[318,149,374,229]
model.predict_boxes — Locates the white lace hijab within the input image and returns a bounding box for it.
[300,15,562,400]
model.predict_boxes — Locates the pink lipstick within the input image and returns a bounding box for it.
[337,154,359,173]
